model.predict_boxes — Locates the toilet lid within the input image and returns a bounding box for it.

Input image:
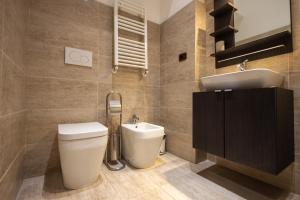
[58,122,108,141]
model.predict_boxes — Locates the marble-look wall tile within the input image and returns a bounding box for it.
[146,22,161,88]
[98,56,113,84]
[99,31,113,58]
[290,50,300,72]
[0,112,26,179]
[0,151,24,200]
[0,0,3,51]
[160,3,195,43]
[160,1,205,163]
[99,3,113,34]
[148,22,161,66]
[288,0,300,194]
[24,40,100,82]
[161,58,195,85]
[161,30,195,66]
[27,1,100,48]
[26,77,98,110]
[24,142,60,178]
[165,131,197,162]
[0,52,3,109]
[143,107,160,125]
[160,82,193,108]
[144,65,160,87]
[0,55,25,116]
[0,0,27,198]
[144,86,160,108]
[290,0,300,72]
[160,107,192,138]
[26,109,98,145]
[3,0,26,70]
[113,83,145,110]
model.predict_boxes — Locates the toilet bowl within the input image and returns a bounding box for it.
[122,122,165,168]
[58,122,108,189]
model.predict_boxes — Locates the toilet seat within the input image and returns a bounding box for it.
[58,122,108,141]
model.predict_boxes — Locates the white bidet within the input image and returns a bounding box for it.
[122,122,165,168]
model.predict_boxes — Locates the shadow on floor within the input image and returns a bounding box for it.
[198,165,291,200]
[42,169,102,199]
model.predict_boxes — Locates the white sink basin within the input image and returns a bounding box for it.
[201,68,284,91]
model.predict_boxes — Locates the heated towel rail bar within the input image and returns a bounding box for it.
[114,0,148,76]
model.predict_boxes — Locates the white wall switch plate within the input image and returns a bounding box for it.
[65,47,93,67]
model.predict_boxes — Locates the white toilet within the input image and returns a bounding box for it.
[122,122,165,168]
[58,122,108,190]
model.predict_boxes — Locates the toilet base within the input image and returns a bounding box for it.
[59,136,108,190]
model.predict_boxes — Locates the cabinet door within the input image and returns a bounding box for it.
[193,92,224,157]
[225,89,277,173]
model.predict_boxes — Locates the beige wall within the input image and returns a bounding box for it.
[24,0,160,178]
[0,0,27,199]
[201,0,300,193]
[160,1,207,163]
[112,21,161,124]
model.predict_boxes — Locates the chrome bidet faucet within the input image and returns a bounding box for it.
[132,114,139,124]
[237,59,248,71]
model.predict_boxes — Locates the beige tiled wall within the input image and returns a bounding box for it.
[0,0,27,199]
[202,0,300,193]
[113,21,161,124]
[160,1,207,163]
[24,0,160,178]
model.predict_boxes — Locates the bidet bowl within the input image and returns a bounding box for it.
[122,122,165,168]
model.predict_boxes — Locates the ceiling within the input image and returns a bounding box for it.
[95,0,194,24]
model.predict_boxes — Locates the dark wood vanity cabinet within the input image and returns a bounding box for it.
[193,88,294,174]
[193,91,225,157]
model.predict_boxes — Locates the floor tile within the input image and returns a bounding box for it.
[17,153,299,200]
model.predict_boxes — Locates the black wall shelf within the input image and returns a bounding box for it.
[209,0,293,68]
[209,2,237,17]
[209,0,238,58]
[210,25,238,37]
[212,31,293,67]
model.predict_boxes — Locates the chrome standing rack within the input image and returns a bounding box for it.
[105,91,126,171]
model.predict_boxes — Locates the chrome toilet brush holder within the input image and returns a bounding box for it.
[105,91,126,171]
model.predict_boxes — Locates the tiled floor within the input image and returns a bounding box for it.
[17,153,300,200]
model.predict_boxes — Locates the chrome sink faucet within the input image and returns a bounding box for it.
[132,114,139,124]
[237,59,248,71]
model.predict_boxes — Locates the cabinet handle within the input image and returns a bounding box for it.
[224,89,233,92]
[214,90,222,93]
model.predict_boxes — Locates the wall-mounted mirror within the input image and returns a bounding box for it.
[210,0,293,68]
[234,0,291,46]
